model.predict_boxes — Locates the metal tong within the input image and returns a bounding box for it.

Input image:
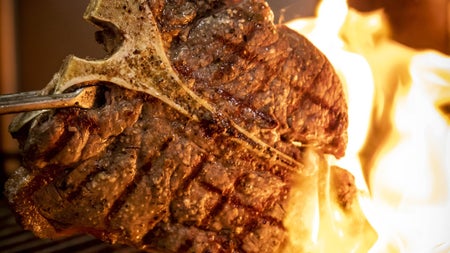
[0,86,99,115]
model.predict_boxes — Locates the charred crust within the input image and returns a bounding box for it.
[6,0,353,252]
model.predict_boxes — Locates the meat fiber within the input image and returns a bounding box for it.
[4,0,376,252]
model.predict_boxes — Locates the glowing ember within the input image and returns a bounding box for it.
[287,0,450,252]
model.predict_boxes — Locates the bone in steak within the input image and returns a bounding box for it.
[5,0,375,252]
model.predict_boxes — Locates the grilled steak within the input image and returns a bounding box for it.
[5,0,375,252]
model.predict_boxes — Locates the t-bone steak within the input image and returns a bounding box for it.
[4,0,376,252]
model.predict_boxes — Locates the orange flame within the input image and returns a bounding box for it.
[287,0,450,252]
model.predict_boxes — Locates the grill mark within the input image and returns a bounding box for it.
[159,137,173,152]
[106,135,174,225]
[167,155,208,225]
[228,195,285,232]
[298,62,340,115]
[177,239,194,252]
[199,181,222,195]
[35,109,99,164]
[198,174,286,234]
[215,88,277,129]
[326,111,346,133]
[189,13,281,85]
[20,166,64,196]
[105,161,152,224]
[230,174,286,232]
[66,166,106,201]
[64,129,143,202]
[42,128,75,162]
[284,26,335,111]
[207,24,287,86]
[54,167,78,191]
[175,155,207,195]
[301,88,333,111]
[141,225,161,249]
[198,182,229,228]
[299,89,345,135]
[295,67,347,137]
[206,30,282,130]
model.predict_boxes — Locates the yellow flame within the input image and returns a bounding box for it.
[368,51,450,253]
[286,0,450,252]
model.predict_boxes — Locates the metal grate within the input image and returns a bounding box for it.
[0,198,145,253]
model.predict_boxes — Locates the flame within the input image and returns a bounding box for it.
[367,52,450,253]
[286,0,450,252]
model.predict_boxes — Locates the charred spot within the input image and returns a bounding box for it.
[178,239,194,252]
[159,137,173,152]
[177,156,207,194]
[199,117,224,138]
[64,165,108,201]
[56,167,77,191]
[280,134,289,142]
[142,227,160,247]
[326,111,347,133]
[243,219,259,233]
[225,126,236,136]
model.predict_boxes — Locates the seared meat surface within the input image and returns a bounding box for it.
[10,87,290,251]
[161,0,347,158]
[3,0,374,252]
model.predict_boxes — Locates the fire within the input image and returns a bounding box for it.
[366,51,450,253]
[286,0,450,252]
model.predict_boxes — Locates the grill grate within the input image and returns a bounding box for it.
[0,198,145,253]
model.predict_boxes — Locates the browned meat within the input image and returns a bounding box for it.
[159,0,347,158]
[3,0,374,252]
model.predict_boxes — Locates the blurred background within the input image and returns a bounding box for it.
[1,0,449,191]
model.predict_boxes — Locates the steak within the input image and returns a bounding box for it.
[4,0,375,252]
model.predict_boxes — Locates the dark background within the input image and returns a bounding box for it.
[9,0,450,92]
